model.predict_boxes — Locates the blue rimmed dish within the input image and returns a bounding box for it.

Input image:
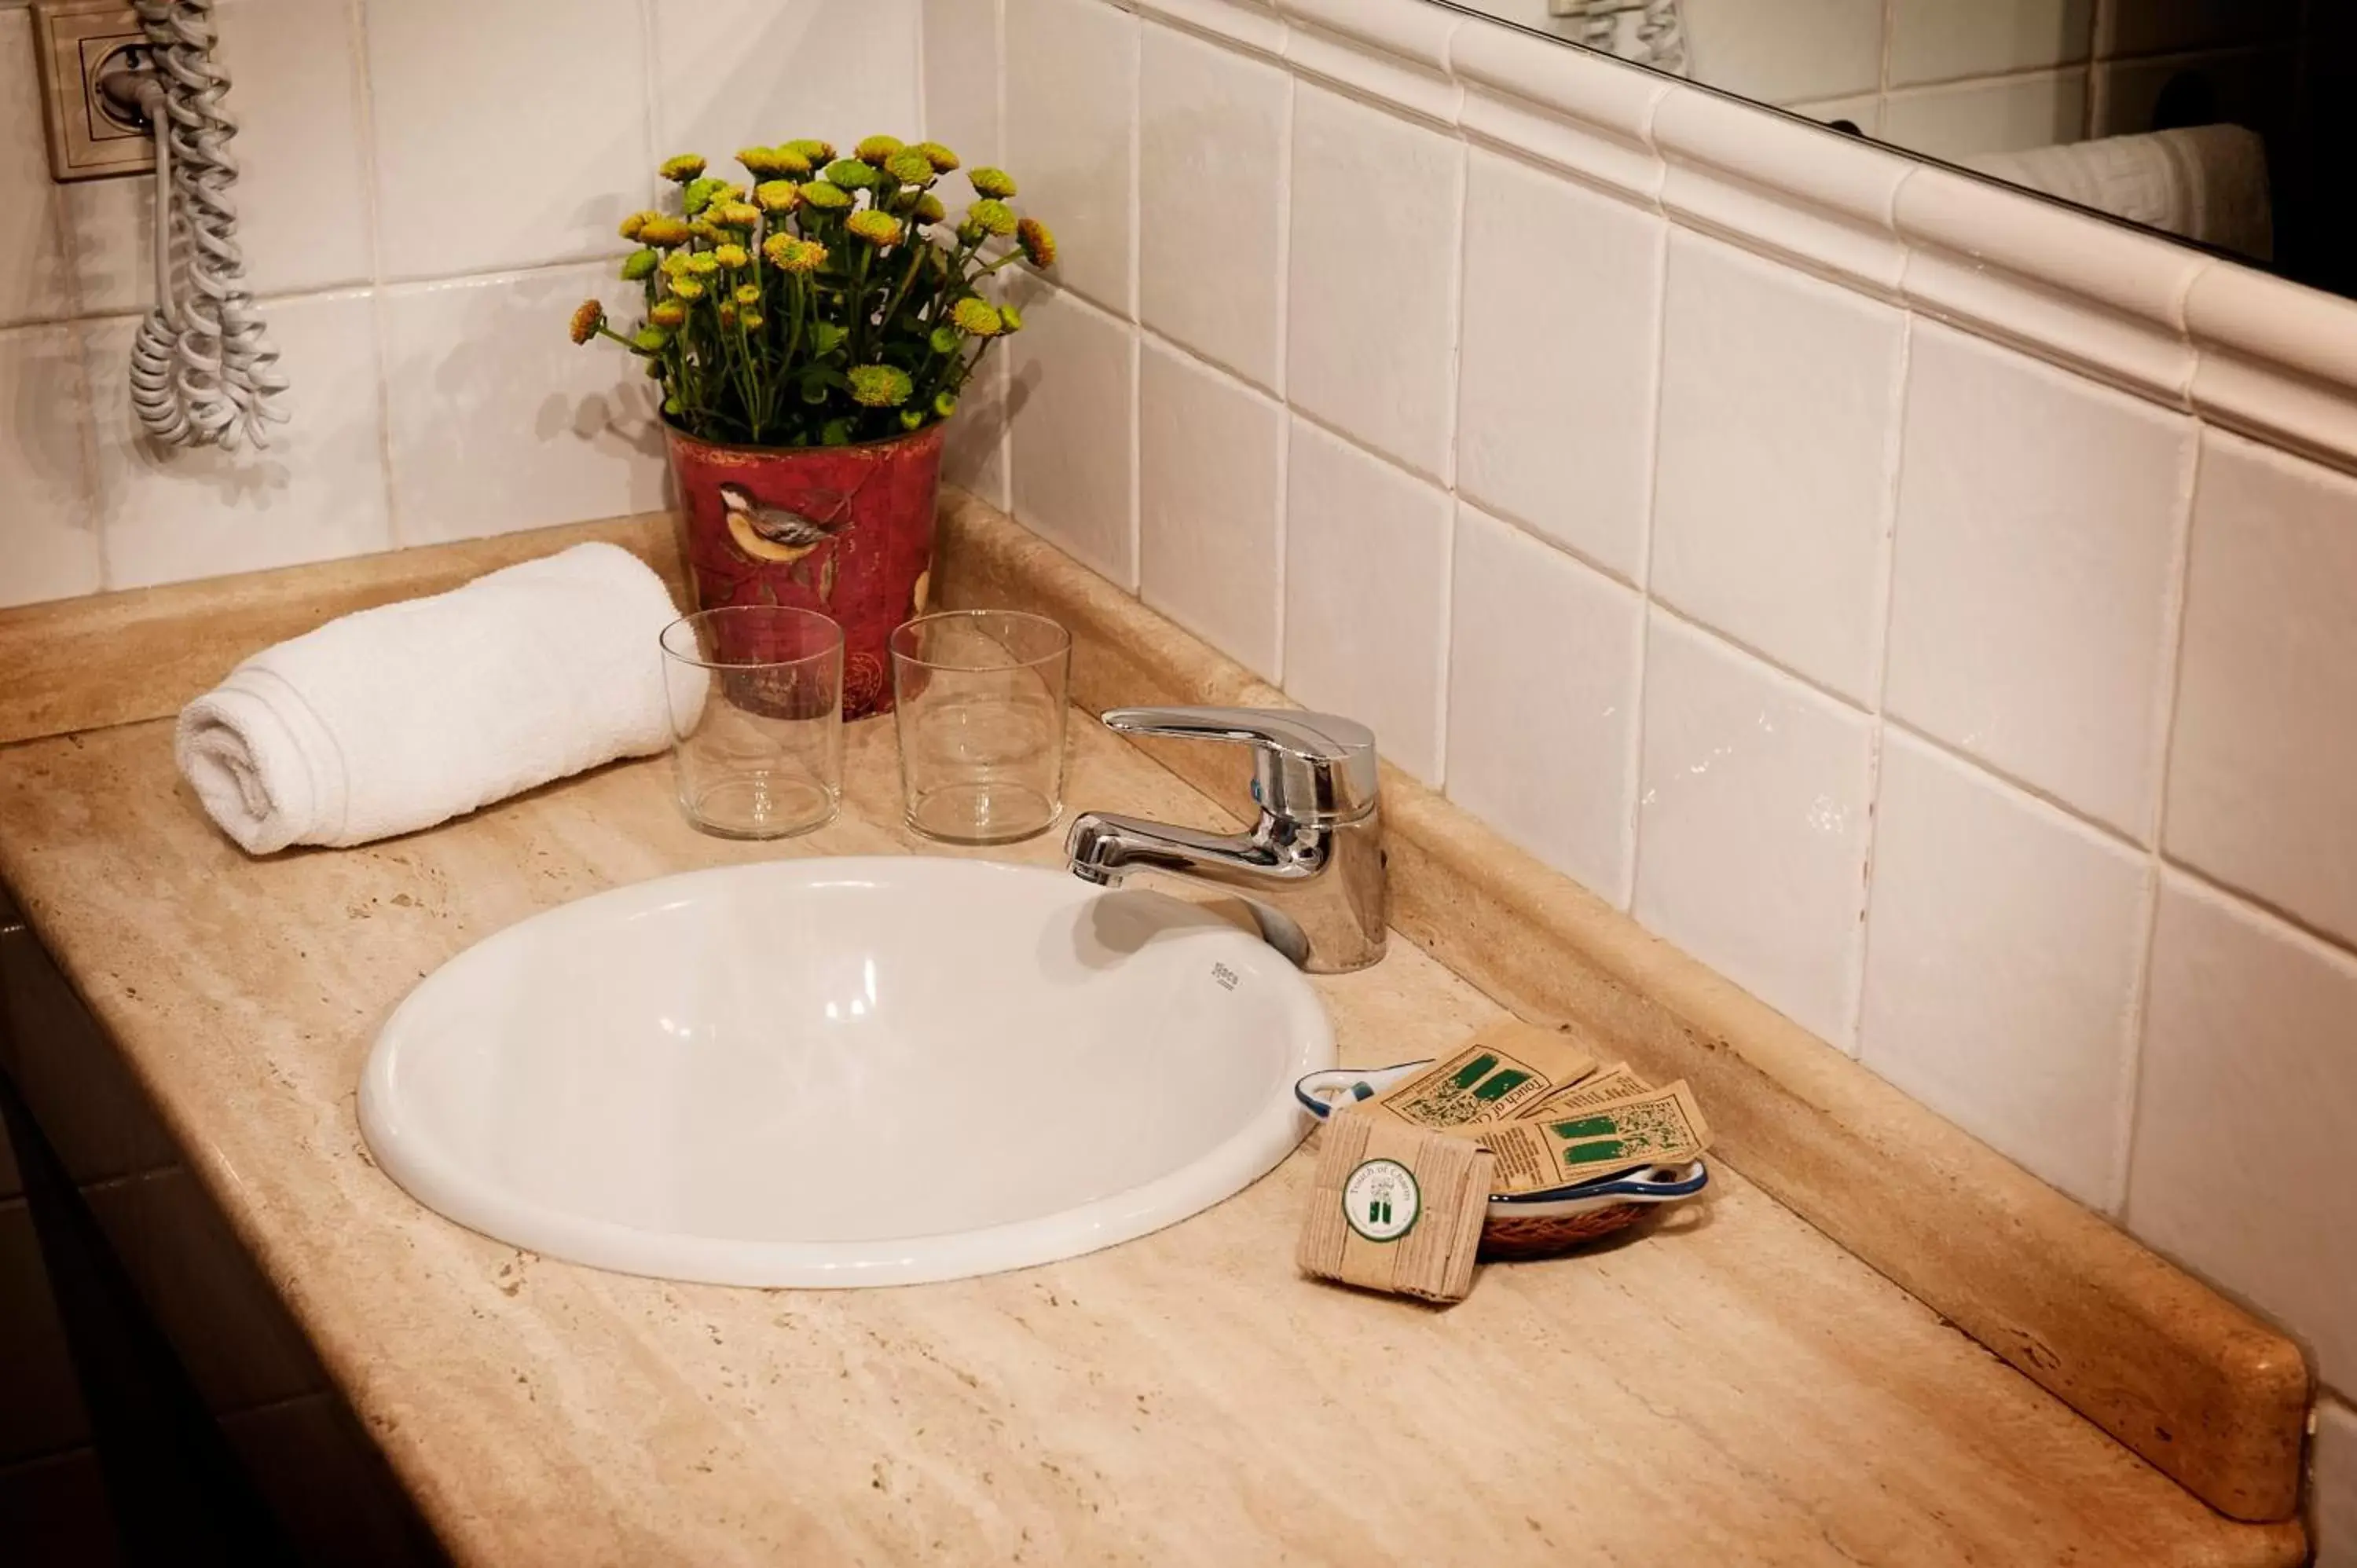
[1294,1060,1710,1255]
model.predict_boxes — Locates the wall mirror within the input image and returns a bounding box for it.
[1439,2,2357,302]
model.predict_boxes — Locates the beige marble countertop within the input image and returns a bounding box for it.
[0,715,2296,1566]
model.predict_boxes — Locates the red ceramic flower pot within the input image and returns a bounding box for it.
[665,421,946,718]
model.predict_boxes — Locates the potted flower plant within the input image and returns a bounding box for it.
[570,137,1058,716]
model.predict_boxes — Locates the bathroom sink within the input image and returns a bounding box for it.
[358,858,1332,1288]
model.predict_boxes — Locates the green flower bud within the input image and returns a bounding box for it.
[621,248,659,281]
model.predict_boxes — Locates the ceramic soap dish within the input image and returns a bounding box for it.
[1294,1061,1710,1259]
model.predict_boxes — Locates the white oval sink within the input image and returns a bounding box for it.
[358,858,1332,1288]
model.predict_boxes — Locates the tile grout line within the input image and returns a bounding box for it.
[1621,211,1674,917]
[1428,117,1471,792]
[346,0,398,548]
[2110,416,2209,1218]
[1846,307,1916,1059]
[1124,1,1142,595]
[1270,59,1294,687]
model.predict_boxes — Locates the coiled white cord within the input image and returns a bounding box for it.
[119,0,288,449]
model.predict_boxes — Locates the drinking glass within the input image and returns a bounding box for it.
[659,606,843,838]
[889,610,1072,844]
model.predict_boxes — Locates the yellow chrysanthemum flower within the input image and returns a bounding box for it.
[762,234,828,273]
[951,296,1005,337]
[712,243,751,270]
[884,148,934,186]
[786,138,835,164]
[914,192,946,225]
[848,364,915,408]
[686,252,721,276]
[847,209,904,247]
[659,153,707,183]
[821,158,878,191]
[1017,216,1058,269]
[710,200,762,230]
[856,134,905,166]
[912,141,960,174]
[682,176,726,215]
[967,198,1017,237]
[567,299,605,345]
[639,216,692,248]
[669,276,706,301]
[738,145,811,178]
[800,181,852,212]
[755,180,801,213]
[741,311,766,332]
[734,283,761,306]
[650,298,687,328]
[717,302,739,328]
[620,209,662,240]
[969,167,1017,200]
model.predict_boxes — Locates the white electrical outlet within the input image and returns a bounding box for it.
[31,2,152,183]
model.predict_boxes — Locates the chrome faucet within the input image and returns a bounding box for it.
[1064,707,1387,973]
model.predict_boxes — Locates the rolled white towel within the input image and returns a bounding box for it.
[176,542,690,854]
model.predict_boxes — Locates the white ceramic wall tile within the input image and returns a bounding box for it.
[88,291,390,589]
[1897,164,2204,406]
[1138,0,1285,59]
[651,0,920,166]
[1006,283,1138,588]
[1278,0,1462,128]
[1450,15,1671,203]
[2127,875,2357,1391]
[380,263,667,548]
[1858,731,2147,1208]
[0,9,68,328]
[1138,20,1288,394]
[1282,417,1450,784]
[922,0,1001,185]
[1446,504,1642,905]
[1286,82,1462,483]
[1885,320,2193,838]
[1651,229,1901,702]
[2186,263,2357,491]
[0,325,98,607]
[67,0,374,312]
[943,349,1012,513]
[1456,147,1662,585]
[1673,0,1885,104]
[365,0,651,283]
[1652,85,1915,296]
[2165,430,2357,950]
[1881,70,2091,162]
[1138,336,1283,680]
[1887,0,2095,86]
[2318,1398,2357,1568]
[1005,0,1138,318]
[1634,612,1875,1046]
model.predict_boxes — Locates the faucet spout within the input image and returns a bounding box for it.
[1061,706,1388,973]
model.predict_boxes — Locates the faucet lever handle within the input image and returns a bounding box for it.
[1099,706,1380,822]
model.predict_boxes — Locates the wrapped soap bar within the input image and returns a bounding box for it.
[1472,1081,1713,1196]
[1297,1112,1494,1303]
[1351,1019,1600,1129]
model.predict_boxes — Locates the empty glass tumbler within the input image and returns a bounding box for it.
[659,606,843,838]
[889,610,1072,844]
